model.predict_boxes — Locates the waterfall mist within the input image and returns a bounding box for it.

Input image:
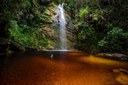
[55,3,67,50]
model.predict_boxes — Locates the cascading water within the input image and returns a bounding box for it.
[55,3,67,50]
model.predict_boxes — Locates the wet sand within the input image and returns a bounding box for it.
[0,51,128,85]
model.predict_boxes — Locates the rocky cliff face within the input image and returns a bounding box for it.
[39,2,76,50]
[0,1,77,52]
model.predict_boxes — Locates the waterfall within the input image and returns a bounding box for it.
[55,3,67,50]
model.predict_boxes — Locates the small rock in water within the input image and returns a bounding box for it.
[113,69,128,85]
[51,54,53,59]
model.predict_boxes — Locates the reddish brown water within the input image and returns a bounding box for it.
[0,51,128,85]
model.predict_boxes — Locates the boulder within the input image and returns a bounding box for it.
[95,53,128,61]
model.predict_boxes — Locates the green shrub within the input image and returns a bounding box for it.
[8,20,50,49]
[77,22,97,51]
[98,27,128,52]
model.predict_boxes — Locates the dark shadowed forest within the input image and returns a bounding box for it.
[0,0,128,54]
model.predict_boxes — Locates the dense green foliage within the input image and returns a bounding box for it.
[8,20,50,49]
[69,0,128,53]
[0,0,54,50]
[0,0,128,53]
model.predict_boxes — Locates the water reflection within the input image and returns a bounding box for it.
[0,51,128,85]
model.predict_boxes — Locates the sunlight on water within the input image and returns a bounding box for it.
[80,55,128,66]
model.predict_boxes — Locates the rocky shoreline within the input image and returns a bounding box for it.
[95,53,128,61]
